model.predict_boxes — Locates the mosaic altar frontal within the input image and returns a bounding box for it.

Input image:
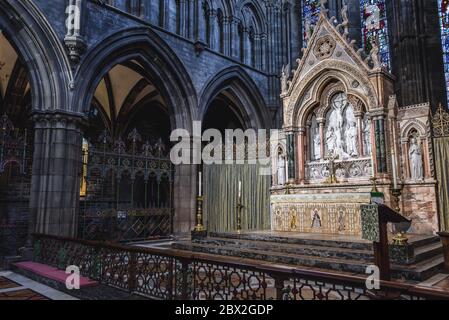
[271,193,372,237]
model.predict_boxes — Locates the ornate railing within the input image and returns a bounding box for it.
[0,114,28,175]
[80,128,174,242]
[33,234,449,300]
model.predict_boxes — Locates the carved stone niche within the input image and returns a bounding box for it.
[313,36,336,61]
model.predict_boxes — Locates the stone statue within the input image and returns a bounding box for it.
[326,127,337,153]
[369,37,381,69]
[277,154,286,185]
[363,118,372,155]
[313,128,321,160]
[409,137,424,181]
[281,64,290,93]
[345,121,359,157]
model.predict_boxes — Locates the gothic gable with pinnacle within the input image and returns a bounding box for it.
[280,8,395,129]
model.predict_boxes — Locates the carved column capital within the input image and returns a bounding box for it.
[32,111,86,133]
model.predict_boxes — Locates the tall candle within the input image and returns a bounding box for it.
[391,151,398,189]
[238,181,242,199]
[370,155,375,178]
[199,171,202,197]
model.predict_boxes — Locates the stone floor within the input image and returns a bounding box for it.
[418,273,449,290]
[0,271,77,300]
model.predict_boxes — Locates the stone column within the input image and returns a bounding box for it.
[173,164,197,235]
[318,119,326,161]
[254,34,261,69]
[297,129,306,184]
[196,0,206,42]
[355,113,364,156]
[388,0,446,108]
[286,132,296,182]
[374,116,388,174]
[401,138,410,179]
[306,121,312,162]
[230,17,240,60]
[222,17,231,56]
[243,29,252,66]
[208,10,217,50]
[150,0,160,26]
[259,34,267,71]
[179,0,188,37]
[187,0,195,39]
[28,113,83,240]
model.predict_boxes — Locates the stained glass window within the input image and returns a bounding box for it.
[360,0,391,70]
[438,0,449,107]
[302,0,321,47]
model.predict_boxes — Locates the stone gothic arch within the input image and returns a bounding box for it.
[0,0,72,113]
[199,66,271,130]
[73,27,197,131]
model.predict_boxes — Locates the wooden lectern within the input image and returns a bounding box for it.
[361,204,410,281]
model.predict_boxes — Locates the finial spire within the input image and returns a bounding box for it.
[320,0,329,16]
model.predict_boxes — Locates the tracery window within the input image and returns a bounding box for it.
[438,0,449,107]
[360,0,391,70]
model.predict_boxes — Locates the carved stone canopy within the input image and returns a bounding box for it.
[281,11,394,129]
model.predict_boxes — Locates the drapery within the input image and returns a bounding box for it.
[434,137,449,231]
[203,164,270,232]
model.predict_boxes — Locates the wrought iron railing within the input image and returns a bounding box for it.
[32,234,449,300]
[0,114,28,175]
[80,128,174,241]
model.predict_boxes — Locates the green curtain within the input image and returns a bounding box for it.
[203,164,271,232]
[434,137,449,231]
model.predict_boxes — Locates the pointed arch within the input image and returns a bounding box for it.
[73,27,197,131]
[199,66,271,129]
[0,0,73,112]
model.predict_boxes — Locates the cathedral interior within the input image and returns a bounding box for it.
[1,0,449,302]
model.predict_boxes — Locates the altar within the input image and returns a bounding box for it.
[270,9,439,236]
[271,193,372,237]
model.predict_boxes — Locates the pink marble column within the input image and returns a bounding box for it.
[297,130,306,184]
[401,140,410,179]
[306,124,311,162]
[423,138,430,179]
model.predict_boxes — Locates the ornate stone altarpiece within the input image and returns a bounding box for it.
[272,8,439,236]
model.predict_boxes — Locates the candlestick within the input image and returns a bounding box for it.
[236,199,244,234]
[194,195,205,232]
